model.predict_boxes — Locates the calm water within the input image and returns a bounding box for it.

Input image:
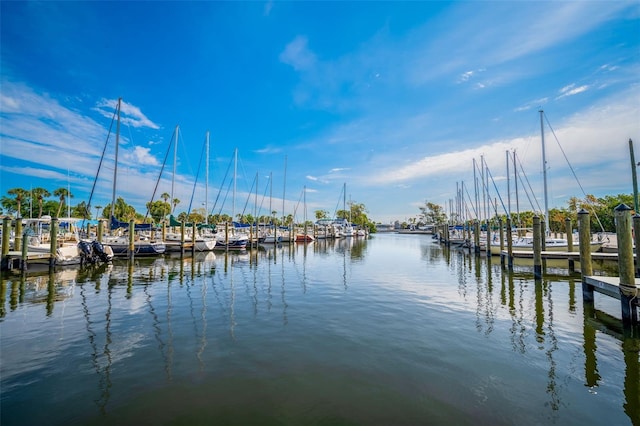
[1,234,638,425]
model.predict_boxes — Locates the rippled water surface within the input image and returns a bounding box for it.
[1,234,638,425]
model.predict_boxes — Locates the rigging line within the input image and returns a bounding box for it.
[543,113,606,233]
[333,184,344,218]
[515,152,543,213]
[256,174,271,221]
[144,130,175,223]
[463,182,479,219]
[210,154,234,215]
[83,103,118,227]
[217,176,234,217]
[239,172,258,220]
[484,165,509,218]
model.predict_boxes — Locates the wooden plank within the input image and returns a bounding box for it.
[583,275,640,302]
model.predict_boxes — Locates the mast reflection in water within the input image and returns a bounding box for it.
[0,234,638,425]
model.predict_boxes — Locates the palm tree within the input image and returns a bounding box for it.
[53,187,72,218]
[7,187,29,218]
[31,187,51,218]
[172,198,180,214]
[161,192,170,222]
[95,205,102,219]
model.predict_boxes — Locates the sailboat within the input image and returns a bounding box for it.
[295,186,315,242]
[164,129,216,252]
[490,110,602,255]
[213,148,248,250]
[101,98,165,256]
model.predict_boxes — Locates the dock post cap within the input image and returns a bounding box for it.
[578,208,589,215]
[614,203,632,212]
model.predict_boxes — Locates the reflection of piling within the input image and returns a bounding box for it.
[615,204,639,325]
[533,216,542,279]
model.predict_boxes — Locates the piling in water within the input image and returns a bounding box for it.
[533,216,542,279]
[614,204,639,325]
[566,217,574,272]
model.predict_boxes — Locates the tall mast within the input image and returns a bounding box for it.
[110,97,122,225]
[282,155,287,226]
[506,150,511,218]
[513,150,520,227]
[539,110,549,234]
[170,125,179,213]
[205,131,209,224]
[233,147,237,222]
[343,182,347,220]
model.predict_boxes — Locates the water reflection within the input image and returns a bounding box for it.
[0,235,638,425]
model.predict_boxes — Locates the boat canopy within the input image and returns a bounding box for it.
[111,216,153,231]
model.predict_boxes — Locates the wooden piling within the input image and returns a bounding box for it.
[506,216,513,270]
[49,217,58,268]
[128,220,135,259]
[566,217,574,272]
[614,204,639,325]
[578,208,594,306]
[14,218,22,255]
[98,219,104,243]
[473,220,480,255]
[498,218,504,265]
[192,222,197,253]
[21,232,28,272]
[485,219,491,256]
[633,214,640,278]
[2,217,10,264]
[533,215,542,279]
[180,221,186,255]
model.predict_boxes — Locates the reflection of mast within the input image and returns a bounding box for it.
[544,280,560,412]
[197,258,208,372]
[145,279,172,380]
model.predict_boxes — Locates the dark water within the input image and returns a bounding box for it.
[1,234,638,425]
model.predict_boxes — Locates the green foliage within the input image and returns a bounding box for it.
[419,201,447,225]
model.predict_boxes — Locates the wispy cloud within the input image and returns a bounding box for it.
[556,83,589,99]
[279,36,317,72]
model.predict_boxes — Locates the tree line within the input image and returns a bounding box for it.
[1,187,377,231]
[417,193,635,233]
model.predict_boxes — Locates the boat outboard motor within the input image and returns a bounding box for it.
[91,240,111,262]
[78,240,95,263]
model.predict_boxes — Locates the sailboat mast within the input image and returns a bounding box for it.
[205,131,209,224]
[343,182,346,220]
[539,110,549,234]
[233,148,237,222]
[513,150,520,227]
[171,125,178,214]
[506,150,511,218]
[282,155,287,226]
[110,97,122,226]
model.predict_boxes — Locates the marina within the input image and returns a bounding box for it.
[1,233,638,425]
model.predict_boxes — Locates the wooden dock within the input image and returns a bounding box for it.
[583,275,640,301]
[501,250,623,261]
[3,251,52,270]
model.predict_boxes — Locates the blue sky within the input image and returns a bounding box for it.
[1,1,638,224]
